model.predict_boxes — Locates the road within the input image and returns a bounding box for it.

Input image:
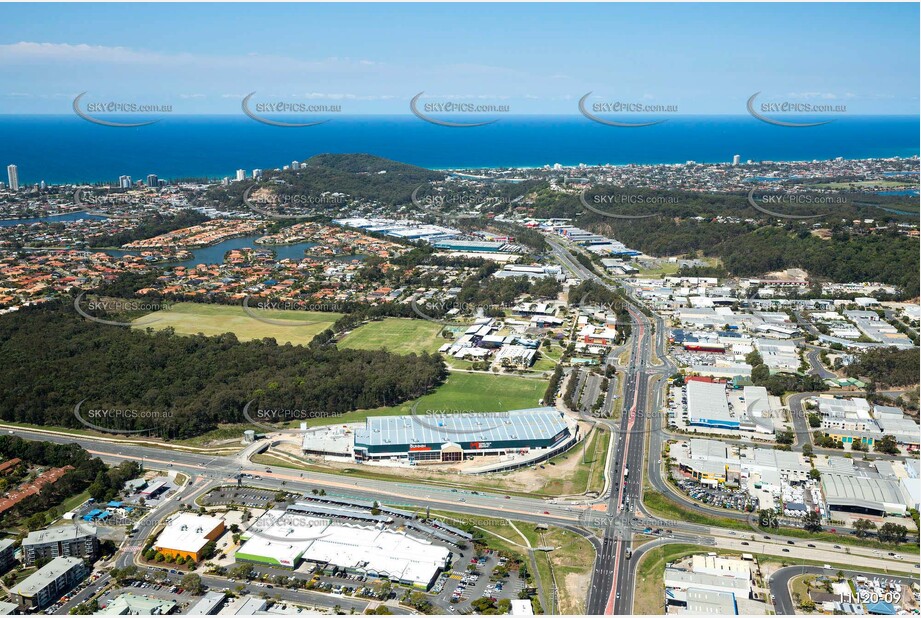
[769,566,917,616]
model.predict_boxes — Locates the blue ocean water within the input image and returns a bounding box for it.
[0,115,917,185]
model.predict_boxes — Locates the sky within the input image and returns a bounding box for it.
[0,3,918,116]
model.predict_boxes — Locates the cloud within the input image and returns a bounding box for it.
[0,41,383,75]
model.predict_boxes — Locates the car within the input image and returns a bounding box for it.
[505,495,511,499]
[763,535,771,540]
[833,545,841,549]
[807,544,816,548]
[543,511,550,514]
[782,548,790,552]
[741,541,749,546]
[786,540,794,545]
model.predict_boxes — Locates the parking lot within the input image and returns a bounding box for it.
[429,549,525,612]
[674,477,758,512]
[200,486,281,508]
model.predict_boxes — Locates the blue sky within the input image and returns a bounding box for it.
[0,3,917,115]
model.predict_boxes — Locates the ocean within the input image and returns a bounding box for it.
[0,114,918,185]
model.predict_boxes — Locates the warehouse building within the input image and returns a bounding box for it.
[821,473,910,517]
[686,381,737,430]
[154,513,225,562]
[351,408,573,464]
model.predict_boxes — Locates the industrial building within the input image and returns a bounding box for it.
[22,524,98,566]
[12,556,86,611]
[686,381,737,430]
[154,513,225,562]
[351,408,574,464]
[821,473,910,517]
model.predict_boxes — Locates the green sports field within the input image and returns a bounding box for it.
[337,318,447,355]
[132,302,342,345]
[293,371,549,428]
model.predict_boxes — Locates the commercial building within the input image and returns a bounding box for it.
[351,408,573,464]
[97,593,176,615]
[22,524,98,566]
[664,567,751,597]
[686,380,737,430]
[187,592,227,615]
[236,510,451,588]
[12,556,86,611]
[153,513,224,562]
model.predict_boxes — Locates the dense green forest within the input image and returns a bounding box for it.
[845,348,920,388]
[203,153,446,210]
[0,303,447,439]
[524,185,919,296]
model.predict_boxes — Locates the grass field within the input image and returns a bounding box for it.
[393,371,548,414]
[133,302,342,345]
[338,318,446,355]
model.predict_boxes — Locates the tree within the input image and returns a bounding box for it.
[877,523,908,545]
[803,511,823,533]
[853,519,877,539]
[25,512,47,531]
[181,573,204,595]
[758,509,779,529]
[874,435,900,455]
[807,413,822,428]
[776,430,795,445]
[113,565,138,584]
[808,468,821,481]
[802,443,814,457]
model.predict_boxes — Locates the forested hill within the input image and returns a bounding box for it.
[526,186,919,297]
[0,303,447,439]
[204,153,446,210]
